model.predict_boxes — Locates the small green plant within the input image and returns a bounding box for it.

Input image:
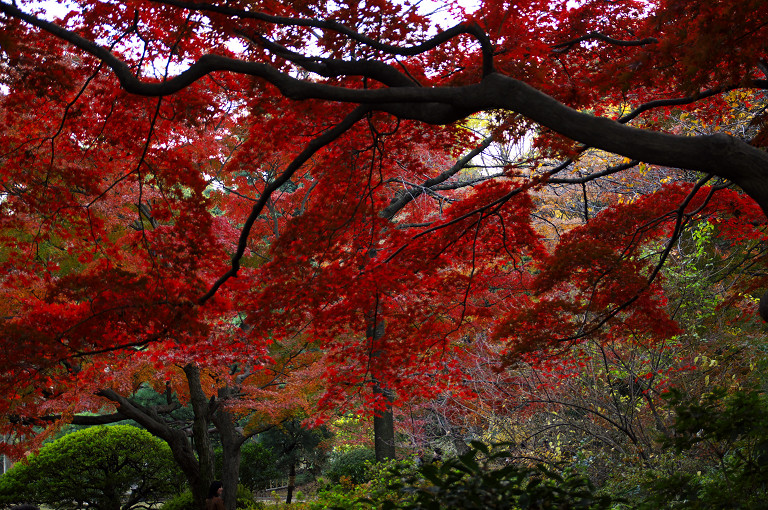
[310,458,414,510]
[237,484,264,510]
[159,491,194,510]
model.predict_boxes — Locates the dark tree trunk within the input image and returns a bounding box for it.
[373,384,396,461]
[285,462,296,504]
[366,294,396,463]
[90,368,265,510]
[85,364,272,510]
[184,365,217,510]
[213,386,246,510]
[95,365,217,510]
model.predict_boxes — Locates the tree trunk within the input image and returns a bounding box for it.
[285,462,296,504]
[94,368,256,510]
[213,386,246,510]
[184,364,217,510]
[366,294,396,462]
[104,475,121,510]
[373,384,396,461]
[93,367,258,510]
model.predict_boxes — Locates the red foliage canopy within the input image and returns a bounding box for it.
[1,0,767,450]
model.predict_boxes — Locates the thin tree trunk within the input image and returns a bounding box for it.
[285,462,296,504]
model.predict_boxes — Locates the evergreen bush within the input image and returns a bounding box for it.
[0,425,183,510]
[325,448,376,485]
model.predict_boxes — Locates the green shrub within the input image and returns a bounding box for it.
[235,441,282,492]
[311,457,417,509]
[317,442,615,510]
[0,425,184,510]
[236,484,264,510]
[325,448,377,485]
[310,488,368,510]
[628,387,768,509]
[160,485,263,510]
[159,490,195,510]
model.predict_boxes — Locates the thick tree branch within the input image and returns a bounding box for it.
[51,398,180,425]
[9,2,768,213]
[6,2,768,314]
[96,388,177,436]
[97,386,209,505]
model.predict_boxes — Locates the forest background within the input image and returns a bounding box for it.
[1,0,768,508]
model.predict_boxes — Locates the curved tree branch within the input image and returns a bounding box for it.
[6,1,768,216]
[235,30,421,88]
[6,1,768,314]
[548,159,639,184]
[145,0,496,75]
[618,86,735,123]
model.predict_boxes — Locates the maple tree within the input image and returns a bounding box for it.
[2,0,768,506]
[402,179,768,496]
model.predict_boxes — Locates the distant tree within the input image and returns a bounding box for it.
[260,419,333,503]
[0,425,184,510]
[233,441,281,494]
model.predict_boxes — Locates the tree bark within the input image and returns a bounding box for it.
[286,462,296,504]
[183,364,218,510]
[373,384,396,461]
[366,292,397,463]
[185,366,216,474]
[212,385,246,510]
